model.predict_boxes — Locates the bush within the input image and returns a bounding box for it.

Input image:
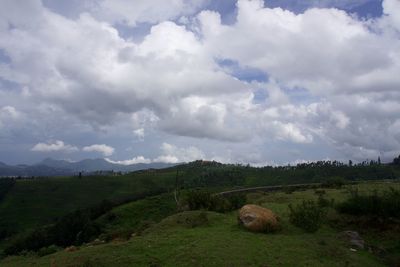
[4,201,111,255]
[186,190,246,213]
[288,200,326,233]
[337,187,400,220]
[225,194,246,210]
[322,177,346,188]
[37,245,60,257]
[186,190,213,210]
[283,186,297,194]
[0,178,16,202]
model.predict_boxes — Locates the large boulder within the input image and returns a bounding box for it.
[238,204,279,232]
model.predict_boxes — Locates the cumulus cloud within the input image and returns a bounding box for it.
[153,143,205,163]
[105,156,151,165]
[133,128,145,140]
[91,0,208,26]
[383,0,400,31]
[106,143,205,164]
[31,140,79,153]
[82,144,115,156]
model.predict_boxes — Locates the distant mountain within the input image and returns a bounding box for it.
[0,158,177,177]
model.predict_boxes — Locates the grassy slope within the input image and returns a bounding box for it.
[0,170,176,231]
[2,211,383,267]
[2,182,399,267]
[96,193,178,239]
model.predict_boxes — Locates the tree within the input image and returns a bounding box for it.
[393,155,400,165]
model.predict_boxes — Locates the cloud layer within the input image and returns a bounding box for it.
[1,0,399,164]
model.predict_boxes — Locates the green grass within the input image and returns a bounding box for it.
[0,210,384,267]
[2,182,399,266]
[96,193,178,239]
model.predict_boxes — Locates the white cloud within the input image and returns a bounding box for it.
[31,140,79,153]
[83,144,115,156]
[133,128,145,140]
[0,106,20,120]
[107,143,205,164]
[91,0,208,26]
[105,156,151,165]
[153,143,205,163]
[383,0,400,31]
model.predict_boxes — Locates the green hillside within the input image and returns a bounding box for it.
[0,161,399,266]
[0,169,176,233]
[2,182,399,266]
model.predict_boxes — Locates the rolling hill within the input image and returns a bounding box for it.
[0,158,177,177]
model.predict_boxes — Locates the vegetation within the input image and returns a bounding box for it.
[3,182,400,266]
[289,200,327,233]
[337,187,400,220]
[185,190,246,213]
[0,178,15,202]
[0,157,400,265]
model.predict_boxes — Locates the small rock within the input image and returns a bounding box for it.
[340,231,365,249]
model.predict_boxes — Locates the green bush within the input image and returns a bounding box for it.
[337,187,400,220]
[225,194,246,210]
[322,176,346,188]
[186,190,246,213]
[317,194,334,208]
[37,245,60,257]
[288,200,326,233]
[186,190,213,210]
[283,186,297,194]
[0,178,15,202]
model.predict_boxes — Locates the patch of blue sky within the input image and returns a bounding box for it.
[114,22,153,42]
[347,0,383,18]
[204,0,238,25]
[0,49,11,63]
[0,49,20,92]
[282,86,321,105]
[0,78,20,92]
[264,0,383,18]
[216,58,269,83]
[252,89,269,104]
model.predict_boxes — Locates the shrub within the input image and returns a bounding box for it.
[186,190,246,213]
[186,190,213,210]
[37,245,60,257]
[226,194,246,210]
[337,187,400,220]
[283,186,297,194]
[322,177,346,188]
[0,178,16,202]
[288,200,326,233]
[317,194,334,208]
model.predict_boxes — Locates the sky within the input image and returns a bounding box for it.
[0,0,399,166]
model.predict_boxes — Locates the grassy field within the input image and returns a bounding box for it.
[2,181,399,267]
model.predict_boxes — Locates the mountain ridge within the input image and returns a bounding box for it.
[0,158,177,177]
